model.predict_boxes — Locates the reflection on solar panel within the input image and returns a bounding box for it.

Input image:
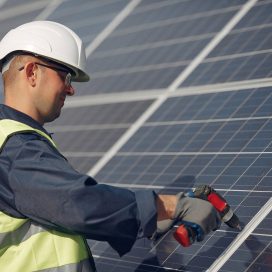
[1,0,271,271]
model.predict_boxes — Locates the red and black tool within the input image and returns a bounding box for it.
[174,185,241,247]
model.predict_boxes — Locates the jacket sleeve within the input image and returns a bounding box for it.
[3,133,157,255]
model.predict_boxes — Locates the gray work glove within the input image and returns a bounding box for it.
[155,192,221,241]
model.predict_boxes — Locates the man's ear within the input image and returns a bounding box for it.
[25,62,37,87]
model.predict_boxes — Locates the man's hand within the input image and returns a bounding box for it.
[155,192,221,241]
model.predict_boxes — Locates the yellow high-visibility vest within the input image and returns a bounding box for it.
[0,119,96,272]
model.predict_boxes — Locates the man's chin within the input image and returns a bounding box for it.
[45,110,61,123]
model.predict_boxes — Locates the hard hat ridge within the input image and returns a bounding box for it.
[0,20,90,82]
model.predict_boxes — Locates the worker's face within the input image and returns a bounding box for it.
[34,61,75,123]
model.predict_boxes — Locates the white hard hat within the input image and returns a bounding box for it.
[0,20,90,82]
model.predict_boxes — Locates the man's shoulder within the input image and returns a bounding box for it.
[2,131,59,159]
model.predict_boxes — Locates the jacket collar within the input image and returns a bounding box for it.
[0,104,51,137]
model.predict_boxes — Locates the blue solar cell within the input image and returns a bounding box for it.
[234,1,272,29]
[1,0,271,271]
[48,0,128,22]
[1,0,38,9]
[0,8,45,38]
[66,156,101,174]
[120,0,246,30]
[89,38,210,73]
[209,27,272,58]
[74,65,185,95]
[182,53,272,87]
[52,128,126,152]
[48,100,153,126]
[89,188,271,271]
[168,88,271,122]
[221,234,272,272]
[97,11,236,53]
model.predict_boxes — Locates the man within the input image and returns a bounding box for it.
[0,21,220,272]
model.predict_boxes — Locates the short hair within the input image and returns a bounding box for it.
[2,54,38,89]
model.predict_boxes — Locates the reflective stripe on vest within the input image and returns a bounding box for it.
[0,119,96,272]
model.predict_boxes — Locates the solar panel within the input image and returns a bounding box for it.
[1,0,271,271]
[183,1,272,87]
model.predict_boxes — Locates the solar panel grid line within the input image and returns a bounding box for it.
[174,78,272,97]
[84,5,251,89]
[64,78,272,109]
[202,49,272,64]
[89,64,183,81]
[234,0,272,29]
[86,0,142,57]
[2,1,272,270]
[250,232,272,237]
[129,90,272,154]
[164,93,236,152]
[232,54,270,80]
[109,4,242,37]
[132,0,190,15]
[139,106,272,234]
[48,0,124,20]
[92,88,272,187]
[96,8,237,41]
[90,33,216,59]
[229,54,271,85]
[208,24,272,58]
[115,151,272,156]
[94,143,272,190]
[145,116,272,127]
[172,231,216,270]
[208,88,271,151]
[90,60,191,78]
[145,97,219,154]
[50,123,131,132]
[93,254,183,272]
[182,55,272,87]
[207,197,272,272]
[0,0,50,22]
[45,0,134,48]
[97,182,272,194]
[222,147,272,204]
[88,94,169,176]
[195,92,272,189]
[182,1,272,87]
[158,243,181,270]
[229,21,272,35]
[141,90,249,155]
[53,128,128,153]
[90,84,270,268]
[66,13,119,29]
[0,0,7,9]
[64,91,161,107]
[49,100,154,128]
[244,240,272,272]
[86,15,246,83]
[88,1,256,176]
[63,152,105,157]
[205,153,272,232]
[246,52,272,80]
[97,151,270,192]
[169,0,258,91]
[34,0,63,21]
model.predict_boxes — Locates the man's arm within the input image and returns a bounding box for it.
[3,133,157,255]
[3,133,220,255]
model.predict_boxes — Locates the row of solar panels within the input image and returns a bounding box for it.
[0,0,271,271]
